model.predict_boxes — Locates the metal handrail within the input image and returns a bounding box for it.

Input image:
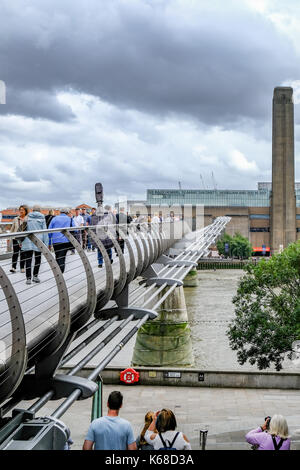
[0,220,190,404]
[0,216,230,421]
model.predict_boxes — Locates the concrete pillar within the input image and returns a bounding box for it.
[132,285,194,367]
[270,87,296,253]
[183,269,198,287]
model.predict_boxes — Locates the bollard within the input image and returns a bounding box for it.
[199,428,208,450]
[91,375,103,421]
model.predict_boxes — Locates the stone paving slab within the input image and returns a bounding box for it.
[16,385,300,450]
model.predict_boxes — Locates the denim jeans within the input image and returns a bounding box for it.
[87,234,93,250]
[23,250,41,280]
[97,248,112,265]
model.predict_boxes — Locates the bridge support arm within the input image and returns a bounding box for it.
[12,373,98,401]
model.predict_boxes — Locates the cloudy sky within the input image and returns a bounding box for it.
[1,0,300,208]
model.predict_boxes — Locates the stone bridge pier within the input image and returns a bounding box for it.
[131,233,204,367]
[132,284,194,367]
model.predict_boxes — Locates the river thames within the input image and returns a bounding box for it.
[186,269,298,372]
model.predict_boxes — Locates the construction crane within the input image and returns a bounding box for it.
[211,171,217,190]
[200,174,206,190]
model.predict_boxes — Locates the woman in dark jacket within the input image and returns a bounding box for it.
[10,204,29,273]
[21,206,48,284]
[45,209,55,228]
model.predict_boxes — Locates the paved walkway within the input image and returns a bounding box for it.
[18,385,300,450]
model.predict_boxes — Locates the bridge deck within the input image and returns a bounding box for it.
[0,247,129,352]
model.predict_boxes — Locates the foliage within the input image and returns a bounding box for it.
[217,232,252,259]
[227,241,300,370]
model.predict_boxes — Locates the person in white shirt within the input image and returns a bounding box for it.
[80,207,90,249]
[151,213,160,223]
[144,409,191,450]
[73,207,84,245]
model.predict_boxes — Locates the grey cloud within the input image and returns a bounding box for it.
[0,0,298,125]
[14,166,41,182]
[0,88,75,121]
[1,0,299,209]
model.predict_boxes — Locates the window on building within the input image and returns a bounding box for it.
[250,227,270,232]
[249,214,270,219]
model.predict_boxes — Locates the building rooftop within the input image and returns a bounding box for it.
[147,184,300,207]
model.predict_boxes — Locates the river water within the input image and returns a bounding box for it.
[185,270,299,372]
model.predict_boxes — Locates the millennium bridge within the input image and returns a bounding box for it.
[0,217,230,449]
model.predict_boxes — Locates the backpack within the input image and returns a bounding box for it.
[272,435,284,451]
[158,432,179,450]
[96,212,116,248]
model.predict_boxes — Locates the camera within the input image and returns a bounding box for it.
[155,413,162,431]
[265,416,272,430]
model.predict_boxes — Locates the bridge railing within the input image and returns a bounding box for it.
[0,216,231,449]
[0,223,12,258]
[0,220,194,407]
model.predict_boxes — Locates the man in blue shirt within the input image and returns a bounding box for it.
[48,208,75,273]
[83,391,136,450]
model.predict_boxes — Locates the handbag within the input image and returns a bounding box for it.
[17,220,28,245]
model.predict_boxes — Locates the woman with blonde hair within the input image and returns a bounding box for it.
[45,209,55,228]
[145,409,191,450]
[245,415,291,450]
[136,411,156,450]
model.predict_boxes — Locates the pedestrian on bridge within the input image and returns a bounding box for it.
[45,209,55,228]
[134,211,145,232]
[9,204,28,274]
[165,211,175,222]
[80,207,90,249]
[83,391,137,450]
[96,205,116,268]
[21,205,48,285]
[116,207,132,254]
[48,208,76,273]
[151,213,160,223]
[73,207,84,246]
[87,208,96,251]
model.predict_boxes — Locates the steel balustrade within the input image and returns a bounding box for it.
[0,217,230,438]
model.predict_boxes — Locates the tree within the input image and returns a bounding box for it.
[227,241,300,370]
[216,233,232,257]
[217,232,252,259]
[230,232,253,259]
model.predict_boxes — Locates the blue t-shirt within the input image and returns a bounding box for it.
[82,214,90,226]
[85,416,135,450]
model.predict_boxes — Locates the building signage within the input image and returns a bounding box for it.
[198,373,205,382]
[224,243,229,253]
[163,371,181,379]
[262,244,266,255]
